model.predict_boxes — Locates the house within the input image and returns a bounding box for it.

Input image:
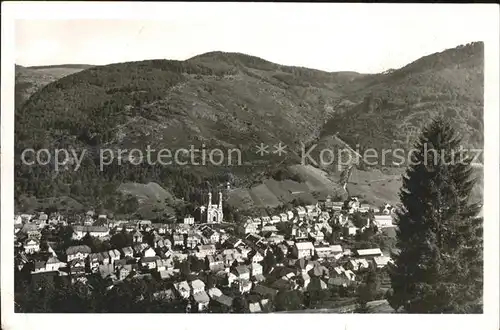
[32,261,47,273]
[121,247,134,258]
[286,211,294,221]
[381,203,396,215]
[206,255,224,272]
[142,247,156,258]
[270,215,281,224]
[141,256,160,269]
[23,238,40,254]
[132,230,143,243]
[225,236,243,249]
[173,281,191,299]
[152,223,169,235]
[70,259,86,275]
[202,227,220,244]
[373,256,393,268]
[88,253,102,271]
[248,250,264,264]
[156,258,174,272]
[373,215,394,228]
[232,265,250,280]
[186,233,202,249]
[344,269,356,282]
[245,233,264,246]
[117,265,132,280]
[153,289,175,302]
[207,287,223,299]
[215,270,237,287]
[196,244,216,259]
[174,223,191,234]
[234,279,252,293]
[343,221,358,236]
[330,201,344,212]
[171,251,189,263]
[156,238,172,250]
[332,265,346,277]
[190,279,206,295]
[108,249,121,264]
[46,256,63,271]
[295,206,306,218]
[189,279,210,310]
[249,302,262,313]
[97,251,111,265]
[329,266,355,286]
[269,266,295,281]
[152,231,164,246]
[239,222,258,235]
[252,217,261,225]
[348,258,370,271]
[72,226,110,240]
[355,248,383,259]
[292,241,315,259]
[192,290,210,311]
[212,294,233,310]
[159,269,176,280]
[309,230,325,243]
[250,262,263,277]
[315,244,343,260]
[22,224,42,240]
[266,234,285,245]
[261,225,279,235]
[183,215,195,225]
[173,234,185,248]
[66,245,92,262]
[132,243,149,256]
[305,204,320,217]
[279,213,288,222]
[261,216,271,225]
[319,211,331,221]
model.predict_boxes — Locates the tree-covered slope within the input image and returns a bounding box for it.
[14,42,484,212]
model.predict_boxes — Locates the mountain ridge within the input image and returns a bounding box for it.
[15,41,484,214]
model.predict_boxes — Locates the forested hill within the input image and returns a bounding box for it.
[14,42,484,213]
[15,64,94,106]
[320,41,483,153]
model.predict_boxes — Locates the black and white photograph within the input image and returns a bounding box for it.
[1,2,499,329]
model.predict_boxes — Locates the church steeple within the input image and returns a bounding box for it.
[208,192,212,208]
[218,191,223,210]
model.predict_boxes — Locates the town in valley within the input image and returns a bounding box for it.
[15,189,398,313]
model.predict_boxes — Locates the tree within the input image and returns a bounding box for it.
[262,251,276,274]
[274,291,303,311]
[232,296,249,313]
[356,266,381,313]
[351,212,369,229]
[110,230,133,249]
[388,117,483,313]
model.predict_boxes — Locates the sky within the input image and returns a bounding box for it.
[12,3,495,73]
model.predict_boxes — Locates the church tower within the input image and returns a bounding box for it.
[206,191,223,223]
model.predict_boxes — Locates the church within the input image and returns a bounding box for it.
[199,192,224,224]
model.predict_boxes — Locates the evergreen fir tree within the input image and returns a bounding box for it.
[388,117,483,313]
[356,265,381,313]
